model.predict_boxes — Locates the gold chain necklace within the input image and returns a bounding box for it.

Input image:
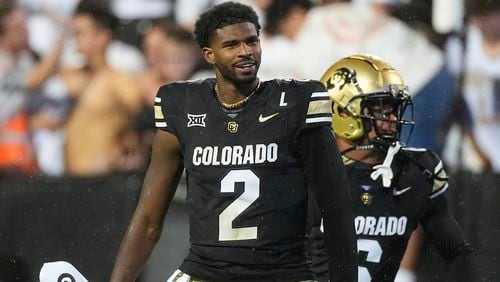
[213,81,260,110]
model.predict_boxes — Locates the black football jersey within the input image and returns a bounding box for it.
[154,78,332,281]
[308,147,453,282]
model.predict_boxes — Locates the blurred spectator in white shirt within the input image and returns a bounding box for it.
[443,1,500,172]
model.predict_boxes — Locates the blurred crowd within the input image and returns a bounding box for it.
[0,0,499,177]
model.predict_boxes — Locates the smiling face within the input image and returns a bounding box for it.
[202,22,261,85]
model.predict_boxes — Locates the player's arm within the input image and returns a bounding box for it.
[110,130,183,282]
[300,126,357,282]
[306,189,330,282]
[396,226,424,282]
[420,193,474,280]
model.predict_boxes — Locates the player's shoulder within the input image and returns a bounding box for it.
[268,79,330,110]
[401,147,442,169]
[400,147,449,198]
[269,79,332,126]
[272,78,326,93]
[157,78,214,100]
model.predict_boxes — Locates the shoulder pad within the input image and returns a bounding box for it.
[275,78,324,90]
[401,147,449,198]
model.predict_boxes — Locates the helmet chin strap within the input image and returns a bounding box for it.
[370,141,402,188]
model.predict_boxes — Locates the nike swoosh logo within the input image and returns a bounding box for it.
[393,186,412,196]
[259,112,279,123]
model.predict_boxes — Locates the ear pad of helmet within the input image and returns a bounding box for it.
[332,103,365,140]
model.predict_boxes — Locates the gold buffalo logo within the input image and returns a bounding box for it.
[325,67,357,91]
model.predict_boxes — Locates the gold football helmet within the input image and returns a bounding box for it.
[320,54,413,145]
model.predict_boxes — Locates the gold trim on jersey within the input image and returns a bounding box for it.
[342,155,355,166]
[154,105,164,119]
[307,100,332,116]
[432,161,448,192]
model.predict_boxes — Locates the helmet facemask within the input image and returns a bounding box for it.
[359,85,414,148]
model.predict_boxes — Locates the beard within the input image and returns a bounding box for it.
[215,61,259,85]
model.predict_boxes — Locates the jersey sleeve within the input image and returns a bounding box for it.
[153,84,178,135]
[416,149,474,276]
[306,189,330,281]
[420,194,474,269]
[431,157,449,199]
[300,126,357,281]
[301,80,333,131]
[418,150,449,199]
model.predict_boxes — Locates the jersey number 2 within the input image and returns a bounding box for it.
[219,169,259,241]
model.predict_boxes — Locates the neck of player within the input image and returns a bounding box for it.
[215,77,260,105]
[337,137,384,164]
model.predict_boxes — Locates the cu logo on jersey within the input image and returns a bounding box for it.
[325,67,357,91]
[187,114,206,127]
[227,121,239,133]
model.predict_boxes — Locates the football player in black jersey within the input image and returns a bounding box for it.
[111,2,357,281]
[307,54,474,282]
